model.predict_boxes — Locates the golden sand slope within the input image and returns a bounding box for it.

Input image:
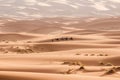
[0,17,120,80]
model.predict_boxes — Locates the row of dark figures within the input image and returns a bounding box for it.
[52,37,73,42]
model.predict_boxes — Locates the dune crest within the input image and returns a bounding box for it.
[0,17,120,80]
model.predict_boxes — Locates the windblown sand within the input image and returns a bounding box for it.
[0,17,120,80]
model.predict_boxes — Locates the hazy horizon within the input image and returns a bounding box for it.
[0,0,120,19]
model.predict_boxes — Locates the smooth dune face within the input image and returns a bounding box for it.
[0,17,120,80]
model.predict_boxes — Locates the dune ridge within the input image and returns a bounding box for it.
[0,17,120,80]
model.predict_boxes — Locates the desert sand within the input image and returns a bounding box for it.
[0,17,120,80]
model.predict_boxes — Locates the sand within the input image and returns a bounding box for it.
[0,17,120,80]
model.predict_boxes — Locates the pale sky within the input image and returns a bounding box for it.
[0,0,120,18]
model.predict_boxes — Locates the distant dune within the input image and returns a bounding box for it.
[0,33,37,41]
[0,17,120,34]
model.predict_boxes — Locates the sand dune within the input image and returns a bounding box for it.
[81,17,120,30]
[101,41,120,44]
[0,17,120,80]
[0,54,120,66]
[0,33,37,41]
[1,17,120,34]
[0,71,120,80]
[65,29,105,35]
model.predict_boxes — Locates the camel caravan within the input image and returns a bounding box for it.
[52,37,73,42]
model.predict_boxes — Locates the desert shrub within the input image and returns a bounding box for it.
[65,69,75,74]
[4,51,8,54]
[105,63,114,66]
[62,61,81,66]
[104,68,116,75]
[69,61,81,66]
[62,61,70,65]
[78,65,85,70]
[5,41,9,43]
[2,40,5,42]
[27,41,32,43]
[26,48,34,53]
[84,54,88,56]
[76,53,81,55]
[115,67,120,71]
[99,61,105,66]
[104,54,108,56]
